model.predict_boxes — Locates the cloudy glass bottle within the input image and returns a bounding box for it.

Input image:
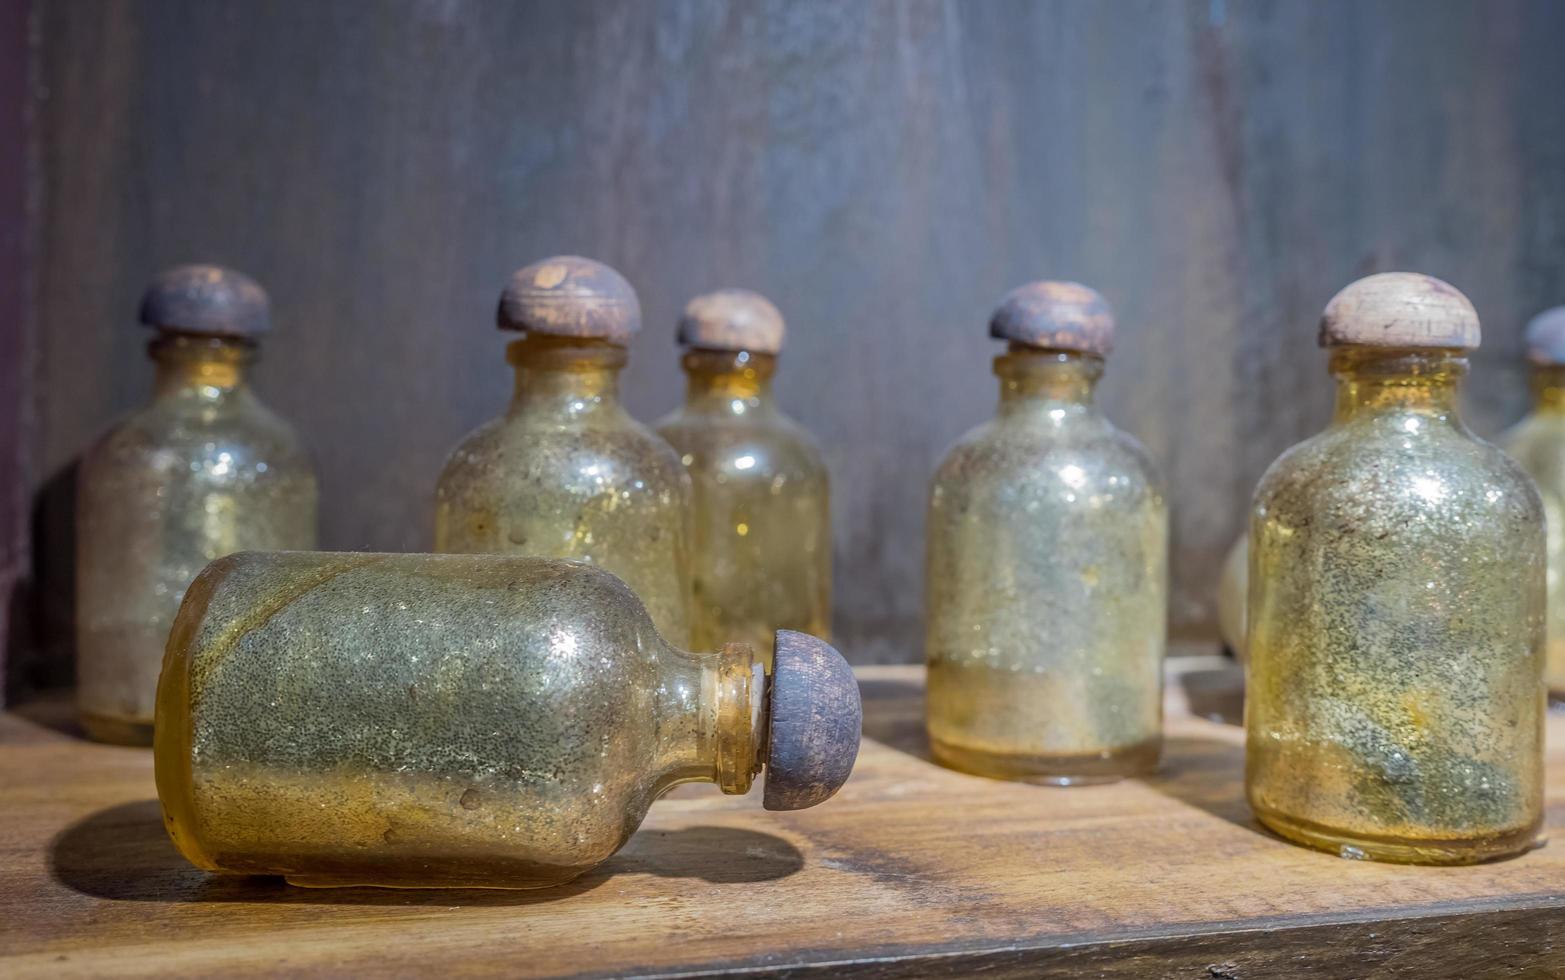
[154,550,861,889]
[925,282,1168,784]
[75,265,317,745]
[1499,305,1565,693]
[434,256,693,645]
[655,290,831,666]
[1216,534,1248,663]
[1247,272,1545,864]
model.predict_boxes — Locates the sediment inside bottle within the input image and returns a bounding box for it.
[77,333,315,738]
[924,348,1168,783]
[1246,348,1545,864]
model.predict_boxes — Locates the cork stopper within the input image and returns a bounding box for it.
[1525,306,1565,366]
[763,630,861,811]
[498,256,641,343]
[677,289,786,354]
[989,281,1114,356]
[1318,272,1480,350]
[139,265,270,337]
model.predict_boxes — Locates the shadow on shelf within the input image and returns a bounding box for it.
[857,675,930,762]
[51,799,804,906]
[1178,665,1244,726]
[5,459,79,706]
[8,691,87,740]
[1144,735,1269,837]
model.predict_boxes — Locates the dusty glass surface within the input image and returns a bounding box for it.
[656,350,830,666]
[925,348,1168,783]
[1247,348,1545,864]
[76,335,317,744]
[435,335,693,644]
[155,551,766,890]
[1499,364,1565,692]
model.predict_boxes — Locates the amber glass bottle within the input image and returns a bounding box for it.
[925,282,1168,784]
[655,289,830,666]
[75,265,317,745]
[1247,272,1544,864]
[435,256,692,644]
[1499,305,1565,693]
[154,550,860,889]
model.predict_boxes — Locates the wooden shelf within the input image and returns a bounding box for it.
[3,657,1562,978]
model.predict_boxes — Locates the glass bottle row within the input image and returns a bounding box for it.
[81,260,852,889]
[75,261,1555,885]
[924,271,1545,866]
[78,260,830,740]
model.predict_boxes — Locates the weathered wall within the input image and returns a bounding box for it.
[26,0,1565,665]
[1,0,33,693]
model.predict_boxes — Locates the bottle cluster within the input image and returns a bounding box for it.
[70,258,1556,887]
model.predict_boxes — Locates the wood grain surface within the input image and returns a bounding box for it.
[17,0,1565,674]
[2,657,1562,978]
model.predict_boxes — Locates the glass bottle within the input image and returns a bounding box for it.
[1216,534,1248,663]
[154,550,861,890]
[1499,305,1565,693]
[1247,272,1545,864]
[75,265,317,745]
[925,281,1168,784]
[435,256,693,645]
[655,289,831,667]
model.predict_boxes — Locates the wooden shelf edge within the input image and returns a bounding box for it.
[642,898,1565,979]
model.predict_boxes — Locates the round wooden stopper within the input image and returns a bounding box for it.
[1318,272,1480,350]
[1525,306,1565,366]
[498,256,641,342]
[989,281,1114,356]
[139,264,270,337]
[763,630,861,811]
[677,289,785,354]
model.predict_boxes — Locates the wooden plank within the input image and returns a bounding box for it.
[2,658,1562,978]
[28,0,1565,664]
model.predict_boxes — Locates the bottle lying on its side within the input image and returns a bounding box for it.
[154,550,861,889]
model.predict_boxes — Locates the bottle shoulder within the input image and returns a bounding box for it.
[1499,413,1565,486]
[438,411,690,498]
[1255,418,1542,532]
[931,411,1163,508]
[83,395,315,485]
[656,408,826,482]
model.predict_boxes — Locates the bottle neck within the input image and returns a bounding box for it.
[506,335,628,419]
[994,346,1101,415]
[1329,348,1466,424]
[653,641,766,796]
[1531,364,1565,416]
[149,334,256,401]
[680,349,778,416]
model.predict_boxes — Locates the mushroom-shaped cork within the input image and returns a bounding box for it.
[989,281,1114,357]
[1319,272,1480,350]
[1525,306,1565,366]
[677,289,786,354]
[498,256,641,343]
[139,265,271,337]
[763,630,861,811]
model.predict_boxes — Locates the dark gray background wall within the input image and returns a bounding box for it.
[23,0,1565,667]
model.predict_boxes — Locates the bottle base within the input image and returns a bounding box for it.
[80,710,154,747]
[283,869,586,891]
[929,735,1160,785]
[1253,805,1543,865]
